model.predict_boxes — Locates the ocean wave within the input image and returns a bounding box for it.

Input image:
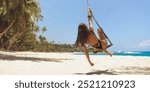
[123,52,142,54]
[111,51,150,56]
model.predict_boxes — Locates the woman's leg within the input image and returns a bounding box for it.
[97,28,107,49]
[97,28,112,57]
[82,44,94,66]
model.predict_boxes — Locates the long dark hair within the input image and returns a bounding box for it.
[75,23,89,48]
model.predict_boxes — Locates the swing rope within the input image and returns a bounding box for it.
[86,0,113,49]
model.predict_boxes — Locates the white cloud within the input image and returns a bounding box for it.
[137,40,150,48]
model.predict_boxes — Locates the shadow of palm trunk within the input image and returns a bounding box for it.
[0,54,71,62]
[75,70,118,75]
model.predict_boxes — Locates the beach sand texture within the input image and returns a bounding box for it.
[0,51,150,75]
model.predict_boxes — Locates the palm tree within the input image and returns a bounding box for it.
[0,0,43,50]
[42,26,47,34]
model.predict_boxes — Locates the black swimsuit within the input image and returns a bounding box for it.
[92,39,102,49]
[89,31,102,49]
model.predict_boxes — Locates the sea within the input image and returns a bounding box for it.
[75,51,150,57]
[111,51,150,57]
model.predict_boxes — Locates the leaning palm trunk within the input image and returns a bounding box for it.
[0,20,14,38]
[6,29,26,50]
[11,40,25,51]
[2,19,25,49]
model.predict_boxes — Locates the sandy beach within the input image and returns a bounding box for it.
[0,51,150,75]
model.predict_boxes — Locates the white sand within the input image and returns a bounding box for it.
[0,51,150,75]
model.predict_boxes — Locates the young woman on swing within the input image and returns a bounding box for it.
[75,8,112,66]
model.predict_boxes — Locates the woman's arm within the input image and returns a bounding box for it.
[82,44,94,66]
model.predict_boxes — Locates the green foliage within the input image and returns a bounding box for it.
[0,0,79,52]
[0,0,42,50]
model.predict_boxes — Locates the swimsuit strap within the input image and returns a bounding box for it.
[92,39,102,49]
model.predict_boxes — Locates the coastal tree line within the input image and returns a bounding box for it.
[0,0,79,52]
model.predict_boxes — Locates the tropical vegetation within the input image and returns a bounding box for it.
[0,0,78,52]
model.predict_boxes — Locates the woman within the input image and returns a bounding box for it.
[75,8,112,66]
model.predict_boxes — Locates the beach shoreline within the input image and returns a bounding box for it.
[0,51,150,75]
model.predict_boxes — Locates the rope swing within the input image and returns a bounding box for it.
[86,0,113,49]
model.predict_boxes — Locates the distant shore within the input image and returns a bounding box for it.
[0,51,150,75]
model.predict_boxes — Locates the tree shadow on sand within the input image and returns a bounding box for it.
[117,67,150,75]
[0,54,71,62]
[75,69,118,75]
[75,66,150,75]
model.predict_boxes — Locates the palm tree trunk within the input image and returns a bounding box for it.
[6,29,26,50]
[11,41,25,51]
[6,17,26,50]
[0,20,14,37]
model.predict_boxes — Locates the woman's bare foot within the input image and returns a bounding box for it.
[89,62,94,66]
[109,53,112,57]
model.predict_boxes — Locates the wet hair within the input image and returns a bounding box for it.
[75,23,89,48]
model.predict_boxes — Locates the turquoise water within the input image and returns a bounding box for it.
[111,51,150,57]
[76,51,150,57]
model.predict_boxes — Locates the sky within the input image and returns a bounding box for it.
[37,0,150,51]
